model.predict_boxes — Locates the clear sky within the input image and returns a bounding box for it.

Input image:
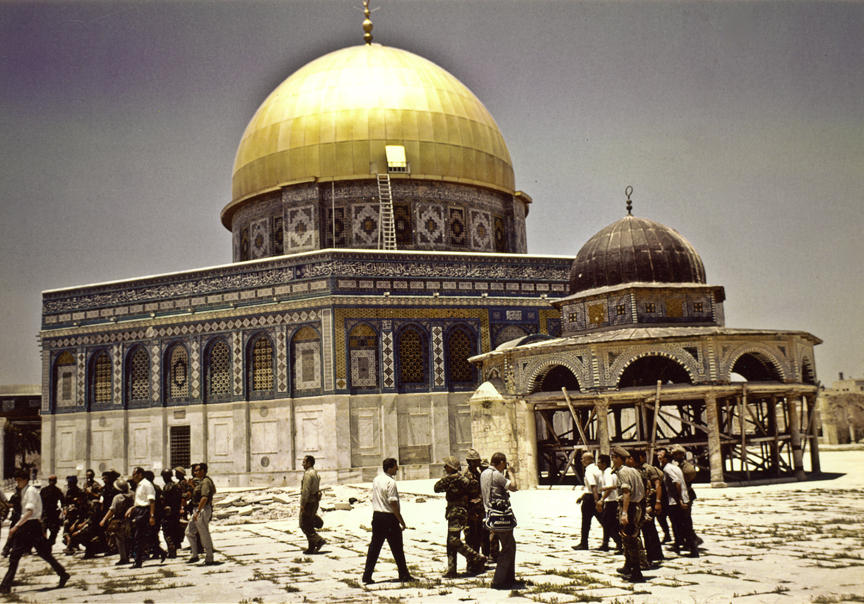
[1,0,861,386]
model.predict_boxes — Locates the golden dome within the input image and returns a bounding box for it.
[224,44,514,226]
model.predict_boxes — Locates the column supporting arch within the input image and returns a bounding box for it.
[704,392,725,487]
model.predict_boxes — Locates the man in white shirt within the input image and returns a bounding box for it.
[361,458,414,584]
[658,448,698,558]
[0,469,70,594]
[125,466,165,568]
[596,454,622,552]
[573,451,603,550]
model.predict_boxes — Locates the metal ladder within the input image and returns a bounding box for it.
[376,173,397,250]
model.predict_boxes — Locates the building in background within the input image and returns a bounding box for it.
[0,385,41,480]
[469,192,821,488]
[818,372,864,444]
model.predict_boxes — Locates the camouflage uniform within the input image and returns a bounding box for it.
[434,458,486,577]
[462,450,488,560]
[639,459,665,563]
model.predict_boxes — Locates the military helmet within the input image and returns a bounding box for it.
[465,448,481,461]
[442,456,461,471]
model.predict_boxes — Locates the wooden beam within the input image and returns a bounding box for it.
[562,388,588,447]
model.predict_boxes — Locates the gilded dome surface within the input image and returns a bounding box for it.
[226,44,514,223]
[569,215,706,295]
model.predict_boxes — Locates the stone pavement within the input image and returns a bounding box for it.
[1,450,862,603]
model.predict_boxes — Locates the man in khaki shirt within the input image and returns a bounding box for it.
[612,447,645,583]
[300,455,325,554]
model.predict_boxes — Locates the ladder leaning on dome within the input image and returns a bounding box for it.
[376,173,397,251]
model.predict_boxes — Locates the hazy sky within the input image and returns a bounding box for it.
[1,0,862,386]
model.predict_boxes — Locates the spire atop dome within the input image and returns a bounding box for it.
[625,185,633,215]
[362,0,374,45]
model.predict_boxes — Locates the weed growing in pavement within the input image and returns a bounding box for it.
[340,578,361,589]
[292,556,312,563]
[541,567,612,587]
[284,585,300,593]
[812,595,864,603]
[157,568,178,578]
[523,581,601,599]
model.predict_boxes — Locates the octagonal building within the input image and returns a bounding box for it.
[38,34,570,485]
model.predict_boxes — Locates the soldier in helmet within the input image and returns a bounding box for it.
[434,456,487,577]
[463,449,488,562]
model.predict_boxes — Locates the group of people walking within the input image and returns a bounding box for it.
[1,445,702,595]
[355,449,521,590]
[575,444,702,582]
[0,462,216,595]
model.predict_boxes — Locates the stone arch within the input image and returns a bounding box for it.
[721,344,788,382]
[607,345,701,388]
[525,356,588,394]
[801,354,817,385]
[612,351,695,388]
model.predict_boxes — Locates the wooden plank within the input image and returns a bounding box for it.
[562,388,588,447]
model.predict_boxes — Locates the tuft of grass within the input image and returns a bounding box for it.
[284,585,300,593]
[340,577,362,589]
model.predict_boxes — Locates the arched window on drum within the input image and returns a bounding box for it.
[397,325,428,391]
[292,327,321,394]
[248,334,275,398]
[89,350,112,407]
[126,346,150,406]
[446,325,477,390]
[54,351,77,409]
[205,339,231,402]
[165,344,189,403]
[349,324,378,391]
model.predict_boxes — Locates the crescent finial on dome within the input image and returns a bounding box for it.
[625,185,633,215]
[362,0,374,45]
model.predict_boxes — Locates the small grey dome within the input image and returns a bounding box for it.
[569,215,706,295]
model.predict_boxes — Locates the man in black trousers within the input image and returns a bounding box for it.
[0,469,70,594]
[361,458,414,584]
[573,451,603,550]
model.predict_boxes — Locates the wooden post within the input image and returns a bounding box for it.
[740,386,749,480]
[768,396,779,476]
[648,381,661,463]
[806,395,821,473]
[595,398,610,456]
[787,395,807,481]
[704,392,725,487]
